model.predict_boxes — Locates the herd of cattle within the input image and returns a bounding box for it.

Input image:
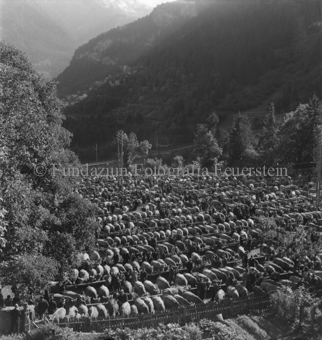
[47,173,322,323]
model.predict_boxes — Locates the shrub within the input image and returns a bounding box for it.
[199,319,238,340]
[145,157,163,169]
[183,323,202,340]
[0,334,24,340]
[104,323,194,340]
[199,319,255,340]
[270,286,313,325]
[18,325,83,340]
[24,326,61,340]
[235,315,267,340]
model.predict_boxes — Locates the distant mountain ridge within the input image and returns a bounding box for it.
[97,0,150,15]
[0,0,155,78]
[55,0,322,162]
[56,0,197,95]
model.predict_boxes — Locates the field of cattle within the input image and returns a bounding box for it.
[2,172,322,336]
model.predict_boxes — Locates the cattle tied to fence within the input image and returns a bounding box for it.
[43,173,322,324]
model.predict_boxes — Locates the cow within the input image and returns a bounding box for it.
[85,286,98,301]
[98,285,109,299]
[88,306,99,320]
[69,269,79,284]
[107,297,119,317]
[215,289,225,302]
[121,302,131,317]
[162,295,181,309]
[183,273,197,287]
[122,281,133,294]
[89,268,98,282]
[142,262,153,274]
[179,254,189,264]
[163,287,180,296]
[142,297,155,314]
[144,280,159,295]
[51,307,66,323]
[134,281,146,296]
[202,269,218,281]
[175,273,188,286]
[211,268,227,282]
[131,304,139,316]
[151,296,166,312]
[156,276,170,290]
[179,290,204,304]
[97,304,108,318]
[134,298,149,314]
[227,286,239,299]
[79,269,89,282]
[78,304,88,317]
[174,294,191,307]
[235,284,248,298]
[67,306,78,319]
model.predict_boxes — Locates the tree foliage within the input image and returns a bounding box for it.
[0,42,99,289]
[0,254,59,298]
[258,103,279,162]
[270,286,315,325]
[258,217,322,259]
[273,96,321,168]
[59,0,321,161]
[227,112,254,166]
[193,121,222,169]
[105,323,203,340]
[122,131,152,168]
[172,155,184,168]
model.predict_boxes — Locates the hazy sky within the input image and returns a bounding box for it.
[139,0,177,7]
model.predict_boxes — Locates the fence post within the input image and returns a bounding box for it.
[23,304,31,334]
[86,317,91,332]
[229,299,234,318]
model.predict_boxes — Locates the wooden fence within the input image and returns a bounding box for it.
[56,295,270,332]
[5,286,321,334]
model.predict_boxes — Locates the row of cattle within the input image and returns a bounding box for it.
[47,175,322,323]
[49,259,322,323]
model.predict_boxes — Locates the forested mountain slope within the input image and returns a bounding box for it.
[1,0,153,78]
[57,0,322,161]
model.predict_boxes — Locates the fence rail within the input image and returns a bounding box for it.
[5,286,321,334]
[56,295,270,332]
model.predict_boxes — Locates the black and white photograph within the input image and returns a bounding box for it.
[0,0,322,339]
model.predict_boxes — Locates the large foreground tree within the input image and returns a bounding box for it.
[0,42,98,294]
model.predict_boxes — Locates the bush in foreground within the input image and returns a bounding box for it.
[0,335,24,340]
[199,318,254,340]
[0,326,86,340]
[270,286,314,325]
[104,324,197,340]
[0,318,256,340]
[235,315,267,340]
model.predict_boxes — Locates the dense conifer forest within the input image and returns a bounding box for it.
[56,0,322,162]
